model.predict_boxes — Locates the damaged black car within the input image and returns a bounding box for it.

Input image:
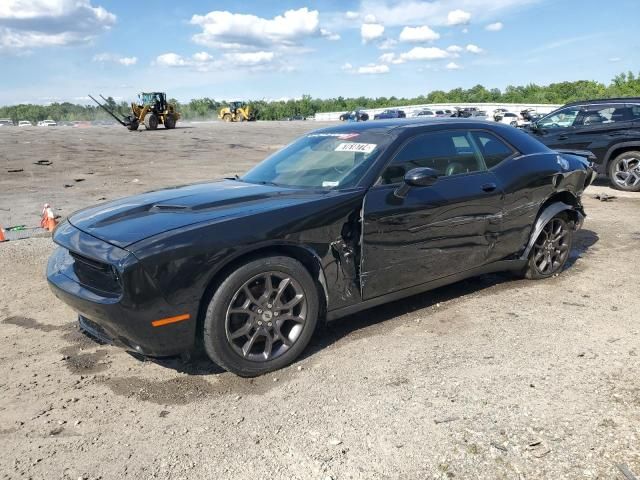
[47,119,596,376]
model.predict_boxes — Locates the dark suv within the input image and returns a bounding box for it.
[528,98,640,191]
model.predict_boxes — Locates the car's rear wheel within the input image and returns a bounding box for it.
[202,256,319,376]
[608,151,640,192]
[524,214,573,279]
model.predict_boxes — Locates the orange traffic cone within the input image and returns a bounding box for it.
[0,225,5,242]
[41,203,58,232]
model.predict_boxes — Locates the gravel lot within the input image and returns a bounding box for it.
[1,122,639,480]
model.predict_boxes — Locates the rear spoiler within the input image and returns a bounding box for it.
[554,149,597,162]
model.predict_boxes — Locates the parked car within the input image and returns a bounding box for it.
[18,120,32,127]
[339,109,369,122]
[434,110,449,117]
[493,108,509,121]
[414,109,435,118]
[452,107,476,118]
[286,115,306,121]
[37,120,57,127]
[374,109,406,120]
[495,112,521,127]
[0,118,14,127]
[48,118,595,376]
[520,108,537,121]
[528,98,640,191]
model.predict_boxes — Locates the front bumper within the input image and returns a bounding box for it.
[47,223,198,357]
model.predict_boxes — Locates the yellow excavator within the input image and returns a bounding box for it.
[218,101,256,122]
[89,92,180,131]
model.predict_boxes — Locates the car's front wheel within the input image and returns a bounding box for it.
[524,213,573,279]
[608,151,640,192]
[202,256,319,376]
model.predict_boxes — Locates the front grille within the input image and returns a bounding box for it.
[70,251,121,296]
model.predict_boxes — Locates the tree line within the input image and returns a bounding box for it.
[1,72,638,123]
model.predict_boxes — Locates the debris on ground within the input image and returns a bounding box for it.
[617,464,638,480]
[594,193,616,202]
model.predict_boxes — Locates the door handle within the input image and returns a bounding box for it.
[481,182,497,192]
[557,135,568,140]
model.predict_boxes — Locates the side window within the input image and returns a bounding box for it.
[580,104,630,126]
[538,107,581,128]
[472,131,515,169]
[630,104,640,120]
[380,131,484,184]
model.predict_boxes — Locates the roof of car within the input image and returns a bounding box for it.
[563,97,640,106]
[314,117,510,134]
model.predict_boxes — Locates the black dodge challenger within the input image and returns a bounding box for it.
[47,119,596,376]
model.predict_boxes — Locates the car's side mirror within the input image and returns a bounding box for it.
[394,167,440,198]
[405,167,440,187]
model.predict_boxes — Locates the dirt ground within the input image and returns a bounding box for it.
[1,122,639,480]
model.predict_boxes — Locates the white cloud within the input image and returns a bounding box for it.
[320,28,340,40]
[156,50,278,72]
[192,51,213,62]
[446,61,462,70]
[358,63,389,74]
[399,46,449,61]
[0,0,116,51]
[190,8,322,49]
[223,51,275,66]
[93,53,137,66]
[609,57,621,62]
[466,44,484,54]
[485,21,503,31]
[446,45,463,53]
[363,14,378,23]
[361,23,384,42]
[357,0,533,27]
[155,53,189,67]
[342,62,390,74]
[378,38,398,50]
[118,56,137,66]
[379,52,403,64]
[447,9,471,25]
[345,11,360,20]
[399,25,439,42]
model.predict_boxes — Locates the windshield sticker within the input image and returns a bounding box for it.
[322,181,340,187]
[335,142,377,154]
[307,133,360,140]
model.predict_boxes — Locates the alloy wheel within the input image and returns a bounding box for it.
[532,218,570,276]
[225,272,307,362]
[613,156,640,189]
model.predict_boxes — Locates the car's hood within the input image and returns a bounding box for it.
[68,180,330,249]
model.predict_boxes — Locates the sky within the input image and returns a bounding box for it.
[0,0,638,106]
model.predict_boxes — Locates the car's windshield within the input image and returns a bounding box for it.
[242,131,392,189]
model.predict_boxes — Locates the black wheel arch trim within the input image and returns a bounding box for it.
[520,201,583,260]
[196,241,329,322]
[603,142,640,167]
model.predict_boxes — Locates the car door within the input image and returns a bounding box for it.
[532,105,583,149]
[361,129,504,300]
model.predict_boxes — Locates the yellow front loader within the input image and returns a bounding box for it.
[218,101,256,122]
[89,92,180,131]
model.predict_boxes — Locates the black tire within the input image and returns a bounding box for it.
[164,114,176,129]
[127,120,139,131]
[524,213,573,280]
[144,113,158,130]
[202,256,319,377]
[608,151,640,192]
